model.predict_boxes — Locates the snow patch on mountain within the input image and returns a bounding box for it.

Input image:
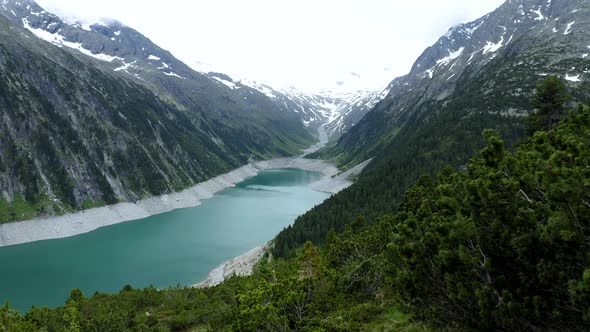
[483,35,505,54]
[213,76,238,89]
[531,6,545,21]
[564,21,575,35]
[423,47,465,79]
[163,72,185,79]
[465,21,485,35]
[114,60,136,72]
[28,9,43,16]
[64,42,122,62]
[242,80,277,99]
[22,18,122,62]
[565,74,581,82]
[437,47,465,66]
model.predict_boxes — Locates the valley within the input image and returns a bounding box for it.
[0,0,589,330]
[0,120,369,247]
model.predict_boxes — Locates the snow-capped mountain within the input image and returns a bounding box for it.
[183,68,389,138]
[0,0,318,138]
[3,0,396,142]
[237,78,388,138]
[0,0,214,82]
[379,0,590,123]
[323,0,590,166]
[1,0,387,140]
[178,57,395,138]
[322,88,388,138]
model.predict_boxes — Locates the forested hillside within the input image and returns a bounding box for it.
[274,101,525,257]
[274,0,590,257]
[2,93,588,332]
[274,75,579,257]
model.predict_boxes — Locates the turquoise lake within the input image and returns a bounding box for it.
[0,168,329,312]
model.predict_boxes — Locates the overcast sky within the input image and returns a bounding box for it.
[36,0,505,92]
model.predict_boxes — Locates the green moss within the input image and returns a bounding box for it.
[0,194,71,223]
[81,200,105,210]
[0,197,9,223]
[8,193,38,221]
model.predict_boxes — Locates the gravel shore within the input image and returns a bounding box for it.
[193,242,272,288]
[0,157,348,247]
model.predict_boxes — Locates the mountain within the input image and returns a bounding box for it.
[322,88,388,138]
[1,0,314,150]
[0,0,315,222]
[317,0,590,166]
[276,0,590,255]
[1,1,589,330]
[240,79,388,139]
[179,56,393,139]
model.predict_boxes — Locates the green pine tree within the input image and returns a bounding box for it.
[528,76,571,134]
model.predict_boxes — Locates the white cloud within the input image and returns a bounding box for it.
[36,0,505,92]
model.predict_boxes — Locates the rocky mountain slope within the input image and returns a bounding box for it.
[0,0,315,222]
[1,0,314,151]
[319,0,590,166]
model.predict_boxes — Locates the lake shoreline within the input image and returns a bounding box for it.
[192,157,373,289]
[0,125,370,291]
[194,242,273,288]
[0,157,345,248]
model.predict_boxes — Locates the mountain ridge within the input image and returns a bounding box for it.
[2,0,391,143]
[0,0,319,222]
[317,0,590,167]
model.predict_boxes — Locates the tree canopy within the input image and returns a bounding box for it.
[529,75,572,133]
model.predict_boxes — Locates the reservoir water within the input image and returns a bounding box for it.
[0,168,329,312]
